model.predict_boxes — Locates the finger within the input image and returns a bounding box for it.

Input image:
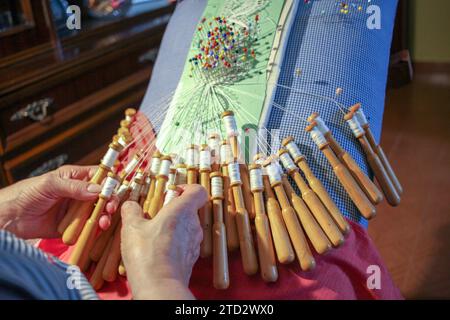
[99,214,111,230]
[157,184,207,219]
[121,201,145,227]
[46,176,101,201]
[54,165,99,181]
[106,194,119,214]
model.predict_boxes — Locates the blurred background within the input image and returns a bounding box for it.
[0,0,448,299]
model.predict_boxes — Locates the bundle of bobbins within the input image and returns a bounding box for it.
[56,105,401,290]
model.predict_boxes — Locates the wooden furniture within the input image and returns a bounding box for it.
[0,1,174,186]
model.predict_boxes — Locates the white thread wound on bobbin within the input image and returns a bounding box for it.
[279,152,297,171]
[286,141,303,160]
[186,148,197,167]
[228,162,241,185]
[129,182,141,202]
[315,116,330,134]
[117,183,130,201]
[159,159,171,176]
[124,157,139,175]
[250,167,263,191]
[117,136,127,148]
[101,177,119,198]
[220,144,232,165]
[199,150,211,170]
[176,167,187,185]
[223,115,238,137]
[211,176,223,198]
[267,163,282,185]
[164,188,180,206]
[355,108,368,126]
[150,158,161,176]
[167,171,176,190]
[310,127,328,149]
[102,148,119,168]
[346,117,365,138]
[141,177,150,196]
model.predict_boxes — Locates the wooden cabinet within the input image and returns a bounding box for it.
[0,1,174,186]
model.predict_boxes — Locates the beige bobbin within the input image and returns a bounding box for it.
[143,151,161,215]
[199,144,213,258]
[147,155,172,218]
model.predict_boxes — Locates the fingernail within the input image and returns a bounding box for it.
[87,184,101,193]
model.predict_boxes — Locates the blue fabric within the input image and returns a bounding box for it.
[0,230,97,300]
[265,0,397,226]
[141,0,398,226]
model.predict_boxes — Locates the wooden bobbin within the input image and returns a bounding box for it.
[262,174,295,264]
[210,171,230,289]
[102,219,123,282]
[282,136,350,234]
[143,151,161,215]
[240,163,255,219]
[89,237,114,290]
[263,160,315,271]
[199,145,213,258]
[278,149,344,248]
[228,160,259,275]
[124,108,137,122]
[118,259,126,276]
[220,148,239,252]
[306,122,376,219]
[350,103,403,196]
[187,144,199,184]
[208,133,221,172]
[90,181,130,262]
[308,113,383,205]
[249,164,278,282]
[68,172,120,270]
[344,111,400,206]
[147,155,172,218]
[58,140,123,237]
[221,111,239,159]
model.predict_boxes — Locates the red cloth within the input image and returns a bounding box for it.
[38,112,402,300]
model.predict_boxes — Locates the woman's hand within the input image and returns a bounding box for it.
[121,184,207,300]
[0,165,118,239]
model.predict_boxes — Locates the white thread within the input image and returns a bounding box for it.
[164,188,180,206]
[124,157,139,175]
[211,176,223,198]
[116,183,130,201]
[267,163,282,185]
[135,171,144,181]
[176,167,187,185]
[310,127,328,148]
[186,148,198,167]
[101,148,119,168]
[167,171,176,189]
[286,141,303,160]
[140,177,150,196]
[315,116,330,134]
[220,144,232,165]
[159,159,171,176]
[208,138,220,166]
[129,182,141,202]
[355,108,368,126]
[118,136,127,148]
[101,177,119,198]
[199,149,211,170]
[250,167,263,191]
[223,115,238,137]
[346,117,365,138]
[228,162,241,184]
[150,158,161,176]
[279,152,297,171]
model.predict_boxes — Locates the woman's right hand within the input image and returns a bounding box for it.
[120,184,207,300]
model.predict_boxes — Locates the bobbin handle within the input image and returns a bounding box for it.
[212,200,229,289]
[254,193,278,282]
[187,169,198,184]
[89,237,113,291]
[90,206,121,262]
[291,173,344,247]
[297,161,350,234]
[147,178,166,218]
[222,166,239,251]
[263,176,294,264]
[280,206,315,271]
[240,164,255,219]
[323,148,376,219]
[200,172,213,258]
[103,221,123,282]
[235,208,259,275]
[359,136,400,206]
[366,128,403,195]
[62,201,95,245]
[143,178,156,215]
[282,178,331,254]
[118,259,126,276]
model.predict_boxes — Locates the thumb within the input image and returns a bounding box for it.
[121,201,144,227]
[47,177,101,201]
